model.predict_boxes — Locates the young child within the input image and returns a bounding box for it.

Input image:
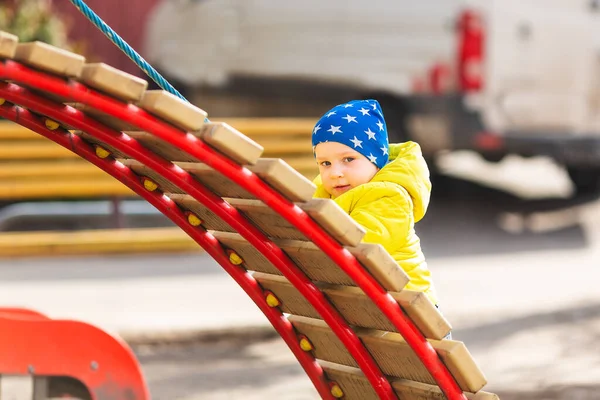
[312,99,439,307]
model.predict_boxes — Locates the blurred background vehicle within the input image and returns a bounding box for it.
[144,0,600,195]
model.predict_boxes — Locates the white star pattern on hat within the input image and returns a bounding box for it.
[364,128,376,140]
[342,114,358,123]
[328,125,342,135]
[312,99,389,169]
[350,136,363,148]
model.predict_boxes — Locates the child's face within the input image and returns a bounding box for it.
[315,141,379,198]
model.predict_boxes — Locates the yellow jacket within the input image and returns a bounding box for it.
[313,142,438,305]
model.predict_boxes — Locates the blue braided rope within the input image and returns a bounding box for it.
[68,0,187,102]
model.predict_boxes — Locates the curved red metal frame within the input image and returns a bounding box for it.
[0,82,398,399]
[0,59,467,400]
[0,84,399,399]
[0,104,333,399]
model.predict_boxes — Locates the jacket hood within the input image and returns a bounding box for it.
[313,141,431,222]
[373,142,431,222]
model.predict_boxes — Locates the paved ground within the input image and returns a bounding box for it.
[131,229,600,399]
[1,153,599,399]
[134,335,600,400]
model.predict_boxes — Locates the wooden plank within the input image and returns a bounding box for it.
[320,361,380,400]
[14,42,85,78]
[69,103,140,131]
[209,231,408,291]
[0,120,317,177]
[252,271,355,326]
[247,158,315,202]
[211,231,282,276]
[0,121,30,139]
[468,391,500,399]
[349,243,409,292]
[193,122,264,165]
[320,361,498,400]
[225,198,309,241]
[295,317,437,393]
[252,273,451,339]
[211,231,350,283]
[123,133,300,176]
[0,141,78,160]
[175,162,254,199]
[0,227,198,258]
[301,199,365,247]
[289,316,487,392]
[0,119,314,140]
[0,31,18,59]
[167,193,235,233]
[289,316,361,370]
[0,160,106,179]
[275,239,354,285]
[0,121,318,179]
[75,132,132,160]
[0,121,39,139]
[30,89,73,106]
[202,197,362,244]
[124,131,200,162]
[321,282,451,340]
[222,117,314,136]
[223,197,363,246]
[80,63,148,102]
[434,341,490,394]
[138,90,207,132]
[118,159,185,194]
[284,157,318,179]
[0,178,135,199]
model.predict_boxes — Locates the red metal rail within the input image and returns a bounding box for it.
[0,97,380,398]
[0,59,466,400]
[0,82,397,398]
[0,104,333,399]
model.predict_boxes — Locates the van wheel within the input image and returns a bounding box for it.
[480,151,506,163]
[567,166,600,195]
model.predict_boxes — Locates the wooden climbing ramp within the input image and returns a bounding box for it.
[0,31,499,399]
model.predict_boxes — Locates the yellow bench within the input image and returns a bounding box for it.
[0,227,197,257]
[0,118,317,200]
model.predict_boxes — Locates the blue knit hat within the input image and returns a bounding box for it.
[312,99,389,169]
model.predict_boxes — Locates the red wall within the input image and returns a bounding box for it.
[54,0,161,77]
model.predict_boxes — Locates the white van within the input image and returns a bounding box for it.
[145,0,600,194]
